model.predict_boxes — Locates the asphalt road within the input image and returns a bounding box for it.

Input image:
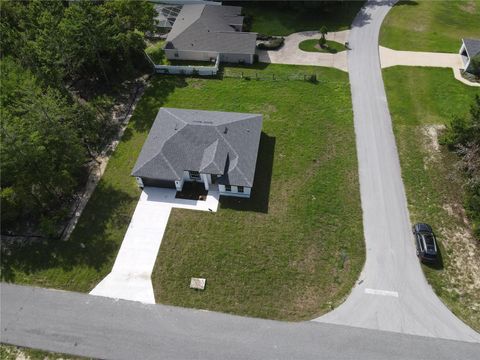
[2,284,480,360]
[316,0,480,343]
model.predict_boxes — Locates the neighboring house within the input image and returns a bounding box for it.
[459,38,480,74]
[164,4,257,64]
[132,108,263,198]
[153,4,182,30]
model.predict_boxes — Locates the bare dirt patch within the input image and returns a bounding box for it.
[413,24,426,32]
[460,1,477,14]
[421,124,445,166]
[422,124,480,325]
[439,223,480,312]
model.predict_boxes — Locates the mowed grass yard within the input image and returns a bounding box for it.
[380,0,480,53]
[152,65,363,320]
[242,1,363,36]
[383,67,480,332]
[2,64,364,321]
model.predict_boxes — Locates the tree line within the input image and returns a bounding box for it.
[0,0,156,237]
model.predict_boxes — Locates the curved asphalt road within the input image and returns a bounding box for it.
[315,0,480,343]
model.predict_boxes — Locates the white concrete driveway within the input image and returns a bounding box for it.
[380,46,480,87]
[258,30,349,71]
[90,186,219,303]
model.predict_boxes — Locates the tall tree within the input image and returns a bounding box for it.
[1,58,85,234]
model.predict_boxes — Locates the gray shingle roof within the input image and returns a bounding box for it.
[463,39,480,58]
[165,4,257,55]
[132,108,263,187]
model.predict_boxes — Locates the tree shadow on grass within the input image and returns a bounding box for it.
[220,132,275,214]
[240,1,365,34]
[130,75,188,133]
[1,183,134,282]
[396,1,418,6]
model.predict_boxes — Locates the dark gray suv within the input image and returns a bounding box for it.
[412,223,438,263]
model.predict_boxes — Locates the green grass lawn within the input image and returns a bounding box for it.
[151,65,363,321]
[380,0,480,53]
[299,39,346,54]
[1,64,364,322]
[0,344,88,360]
[383,66,480,332]
[145,40,168,64]
[243,1,364,36]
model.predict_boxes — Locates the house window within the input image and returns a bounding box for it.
[225,185,231,192]
[237,186,244,193]
[189,171,200,180]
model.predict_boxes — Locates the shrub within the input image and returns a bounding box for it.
[257,37,285,50]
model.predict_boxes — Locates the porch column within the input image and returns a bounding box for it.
[201,173,209,191]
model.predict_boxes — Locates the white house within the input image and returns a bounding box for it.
[131,108,263,198]
[459,38,480,74]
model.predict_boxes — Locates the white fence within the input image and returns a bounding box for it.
[145,52,219,76]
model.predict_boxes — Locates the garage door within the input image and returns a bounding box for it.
[141,177,176,188]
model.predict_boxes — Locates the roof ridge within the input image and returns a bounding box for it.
[132,110,188,175]
[214,126,251,186]
[163,108,188,124]
[138,146,181,180]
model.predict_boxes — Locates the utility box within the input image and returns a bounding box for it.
[190,277,206,290]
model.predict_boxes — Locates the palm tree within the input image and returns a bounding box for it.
[319,25,328,48]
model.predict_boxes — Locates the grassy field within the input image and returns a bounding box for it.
[383,66,480,332]
[380,0,480,53]
[1,64,364,322]
[242,1,363,36]
[151,65,364,321]
[299,39,346,54]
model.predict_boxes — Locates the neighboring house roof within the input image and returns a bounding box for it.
[132,108,263,187]
[165,4,257,55]
[463,38,480,58]
[153,5,182,28]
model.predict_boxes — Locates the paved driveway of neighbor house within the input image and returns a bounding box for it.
[258,30,349,71]
[90,186,219,304]
[379,46,480,87]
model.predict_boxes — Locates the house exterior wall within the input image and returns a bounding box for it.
[165,48,253,65]
[165,49,219,62]
[219,52,253,64]
[218,184,251,198]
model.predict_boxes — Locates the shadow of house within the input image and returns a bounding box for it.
[220,132,275,213]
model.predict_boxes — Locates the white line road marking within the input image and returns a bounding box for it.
[364,288,399,298]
